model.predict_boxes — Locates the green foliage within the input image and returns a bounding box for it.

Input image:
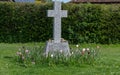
[0,2,120,44]
[15,45,99,67]
[0,43,120,75]
[16,46,44,67]
[0,2,53,43]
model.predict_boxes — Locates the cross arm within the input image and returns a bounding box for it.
[61,10,67,17]
[47,10,55,17]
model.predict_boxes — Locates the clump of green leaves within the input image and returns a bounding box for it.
[0,3,120,44]
[16,45,100,67]
[16,46,44,66]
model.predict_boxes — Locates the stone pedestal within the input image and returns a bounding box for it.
[45,39,70,55]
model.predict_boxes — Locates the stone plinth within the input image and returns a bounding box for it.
[45,40,70,55]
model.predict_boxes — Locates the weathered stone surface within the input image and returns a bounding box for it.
[48,1,67,43]
[45,1,70,55]
[45,40,70,55]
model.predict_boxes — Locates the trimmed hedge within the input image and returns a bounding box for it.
[0,2,120,44]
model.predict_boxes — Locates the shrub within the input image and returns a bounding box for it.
[0,2,120,44]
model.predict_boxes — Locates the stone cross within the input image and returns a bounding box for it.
[48,1,67,43]
[45,1,70,55]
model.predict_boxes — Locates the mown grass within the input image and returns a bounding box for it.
[0,43,120,75]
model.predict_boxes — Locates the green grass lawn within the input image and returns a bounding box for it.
[0,43,120,75]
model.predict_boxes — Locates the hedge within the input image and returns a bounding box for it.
[0,2,120,44]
